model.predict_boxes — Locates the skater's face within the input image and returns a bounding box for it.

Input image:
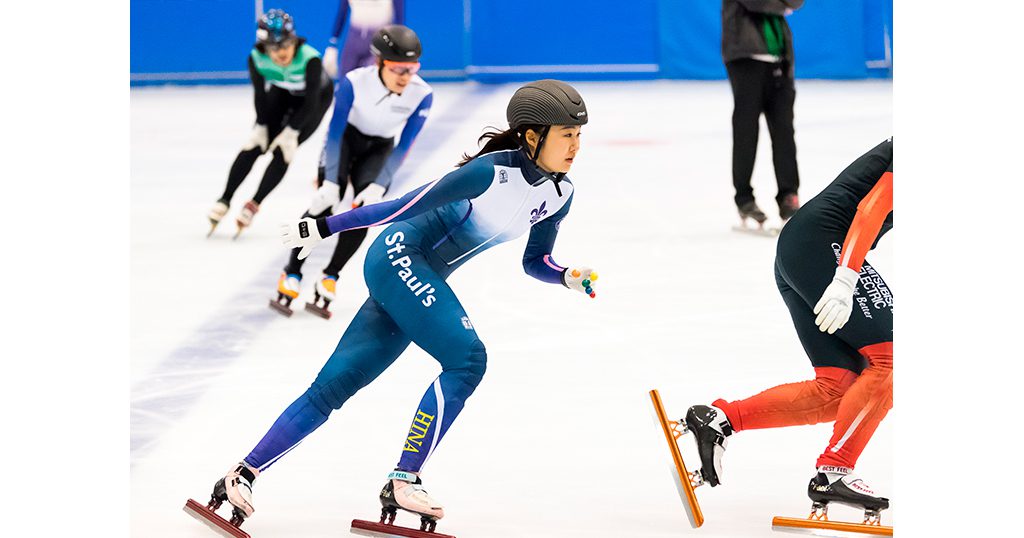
[526,126,582,174]
[267,40,297,66]
[380,60,419,94]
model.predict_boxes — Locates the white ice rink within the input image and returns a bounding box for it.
[131,79,892,538]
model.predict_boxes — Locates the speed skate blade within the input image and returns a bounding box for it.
[731,224,780,237]
[183,499,251,538]
[351,519,456,538]
[268,298,294,317]
[304,302,332,319]
[649,389,704,528]
[772,516,893,537]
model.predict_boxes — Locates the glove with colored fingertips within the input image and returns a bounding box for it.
[813,266,860,334]
[563,267,599,299]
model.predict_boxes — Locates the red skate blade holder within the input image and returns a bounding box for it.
[184,498,251,538]
[351,519,456,538]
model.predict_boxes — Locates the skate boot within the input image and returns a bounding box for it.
[683,404,734,487]
[807,466,890,525]
[779,193,800,221]
[183,462,259,538]
[207,199,230,237]
[234,200,260,239]
[737,201,768,227]
[269,273,301,317]
[305,275,337,320]
[378,470,445,532]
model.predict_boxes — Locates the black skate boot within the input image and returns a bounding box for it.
[378,470,445,532]
[737,201,768,226]
[683,405,734,487]
[807,466,889,525]
[778,193,800,221]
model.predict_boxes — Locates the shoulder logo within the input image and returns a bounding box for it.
[530,201,548,224]
[498,169,508,184]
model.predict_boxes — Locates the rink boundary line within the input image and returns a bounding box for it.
[129,83,501,464]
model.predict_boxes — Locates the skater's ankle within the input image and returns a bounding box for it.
[237,461,260,482]
[816,465,852,483]
[710,399,739,433]
[388,469,420,484]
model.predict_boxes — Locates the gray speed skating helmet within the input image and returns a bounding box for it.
[506,80,588,130]
[371,25,422,62]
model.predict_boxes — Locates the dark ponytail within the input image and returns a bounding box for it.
[457,124,543,167]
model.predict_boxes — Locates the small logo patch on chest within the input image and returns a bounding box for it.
[499,170,508,184]
[530,201,548,224]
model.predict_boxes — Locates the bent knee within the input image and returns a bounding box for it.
[308,368,369,413]
[814,366,859,400]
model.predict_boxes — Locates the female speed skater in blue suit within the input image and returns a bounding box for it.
[192,80,599,535]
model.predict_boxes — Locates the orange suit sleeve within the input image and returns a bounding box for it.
[839,171,893,272]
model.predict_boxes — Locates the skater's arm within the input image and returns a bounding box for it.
[318,158,493,236]
[839,168,893,273]
[248,54,268,125]
[736,0,803,15]
[323,76,356,183]
[329,0,350,45]
[374,93,433,189]
[393,0,406,25]
[286,56,325,130]
[522,193,573,284]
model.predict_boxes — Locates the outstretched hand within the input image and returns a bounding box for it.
[280,217,324,260]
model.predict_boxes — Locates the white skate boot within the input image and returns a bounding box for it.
[305,275,337,319]
[183,462,259,538]
[207,199,229,237]
[378,470,444,532]
[234,200,259,239]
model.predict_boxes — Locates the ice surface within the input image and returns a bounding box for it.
[131,79,892,537]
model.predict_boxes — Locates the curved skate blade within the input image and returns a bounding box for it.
[771,516,892,537]
[304,301,332,319]
[183,499,251,538]
[351,519,456,538]
[731,224,780,238]
[649,389,704,528]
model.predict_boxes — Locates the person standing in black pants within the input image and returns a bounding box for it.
[722,0,803,227]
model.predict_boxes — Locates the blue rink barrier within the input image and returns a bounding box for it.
[131,0,892,85]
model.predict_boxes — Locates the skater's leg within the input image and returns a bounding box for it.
[763,64,799,205]
[727,59,767,207]
[251,150,289,205]
[816,342,892,469]
[713,261,865,431]
[220,148,263,203]
[322,135,393,278]
[244,297,411,471]
[360,235,486,473]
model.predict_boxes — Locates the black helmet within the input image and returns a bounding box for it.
[507,80,588,130]
[371,25,422,62]
[257,9,296,46]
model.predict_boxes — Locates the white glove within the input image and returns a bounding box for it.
[813,266,861,334]
[242,124,268,152]
[352,183,386,208]
[563,267,599,299]
[323,46,339,79]
[280,217,324,260]
[268,126,300,163]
